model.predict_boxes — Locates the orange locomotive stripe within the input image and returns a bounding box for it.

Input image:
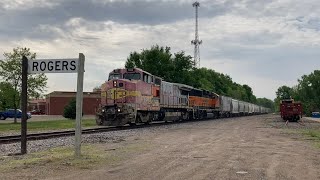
[189,96,218,108]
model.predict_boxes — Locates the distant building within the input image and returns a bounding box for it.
[28,99,46,112]
[45,91,101,115]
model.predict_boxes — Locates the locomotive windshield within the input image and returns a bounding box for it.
[123,73,141,80]
[108,73,121,80]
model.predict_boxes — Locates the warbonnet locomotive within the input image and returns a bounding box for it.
[96,68,270,126]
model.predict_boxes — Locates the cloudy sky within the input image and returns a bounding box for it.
[1,0,319,100]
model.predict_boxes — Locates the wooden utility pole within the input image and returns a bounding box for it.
[21,56,28,154]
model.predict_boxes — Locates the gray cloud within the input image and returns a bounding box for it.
[0,0,232,40]
[1,0,320,99]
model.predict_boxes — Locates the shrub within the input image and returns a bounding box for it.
[63,98,76,119]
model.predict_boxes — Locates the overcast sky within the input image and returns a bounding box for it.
[1,0,319,100]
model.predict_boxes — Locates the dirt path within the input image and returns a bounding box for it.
[55,115,320,180]
[1,115,320,179]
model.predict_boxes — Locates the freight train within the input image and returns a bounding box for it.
[96,68,270,126]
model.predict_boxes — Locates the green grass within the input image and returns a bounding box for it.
[0,119,97,133]
[0,144,121,172]
[301,130,320,140]
[0,142,152,173]
[297,129,320,149]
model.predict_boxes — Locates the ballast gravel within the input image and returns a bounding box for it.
[0,121,210,156]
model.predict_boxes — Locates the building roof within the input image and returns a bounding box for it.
[46,91,100,98]
[29,99,46,104]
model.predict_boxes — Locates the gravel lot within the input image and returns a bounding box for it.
[1,114,320,180]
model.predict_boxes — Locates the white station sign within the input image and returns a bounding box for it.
[28,58,79,74]
[24,53,85,157]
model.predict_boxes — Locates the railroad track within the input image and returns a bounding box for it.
[0,121,170,144]
[0,126,127,144]
[0,115,269,144]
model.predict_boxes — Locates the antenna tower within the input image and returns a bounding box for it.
[191,1,202,68]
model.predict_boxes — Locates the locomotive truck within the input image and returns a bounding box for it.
[96,68,270,126]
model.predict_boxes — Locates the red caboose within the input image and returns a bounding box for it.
[280,99,302,121]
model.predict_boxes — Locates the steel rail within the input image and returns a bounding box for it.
[0,121,170,144]
[0,126,123,144]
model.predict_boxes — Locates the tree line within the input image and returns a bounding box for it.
[125,45,274,110]
[275,70,320,116]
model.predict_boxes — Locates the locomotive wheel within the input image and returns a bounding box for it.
[130,115,141,126]
[144,121,151,125]
[95,116,103,125]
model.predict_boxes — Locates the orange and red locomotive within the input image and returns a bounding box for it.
[96,68,220,126]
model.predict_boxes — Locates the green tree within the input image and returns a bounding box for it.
[125,45,261,104]
[0,47,47,123]
[274,85,295,112]
[125,45,195,84]
[256,98,275,111]
[296,70,320,115]
[276,86,294,100]
[63,98,76,119]
[0,82,19,111]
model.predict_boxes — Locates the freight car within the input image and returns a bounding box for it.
[238,101,245,116]
[219,96,232,117]
[280,99,302,121]
[231,99,239,117]
[96,68,270,126]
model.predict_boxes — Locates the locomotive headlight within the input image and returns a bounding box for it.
[117,108,121,112]
[113,80,117,87]
[102,109,105,113]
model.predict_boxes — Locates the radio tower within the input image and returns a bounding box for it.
[191,1,202,68]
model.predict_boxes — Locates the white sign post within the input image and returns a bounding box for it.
[28,53,85,157]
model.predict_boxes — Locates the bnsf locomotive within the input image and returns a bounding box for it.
[96,68,270,126]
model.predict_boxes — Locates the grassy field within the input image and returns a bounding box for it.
[0,119,97,133]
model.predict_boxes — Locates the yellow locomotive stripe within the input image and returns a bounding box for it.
[103,88,142,100]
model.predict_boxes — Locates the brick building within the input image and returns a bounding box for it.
[28,99,46,112]
[45,91,101,115]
